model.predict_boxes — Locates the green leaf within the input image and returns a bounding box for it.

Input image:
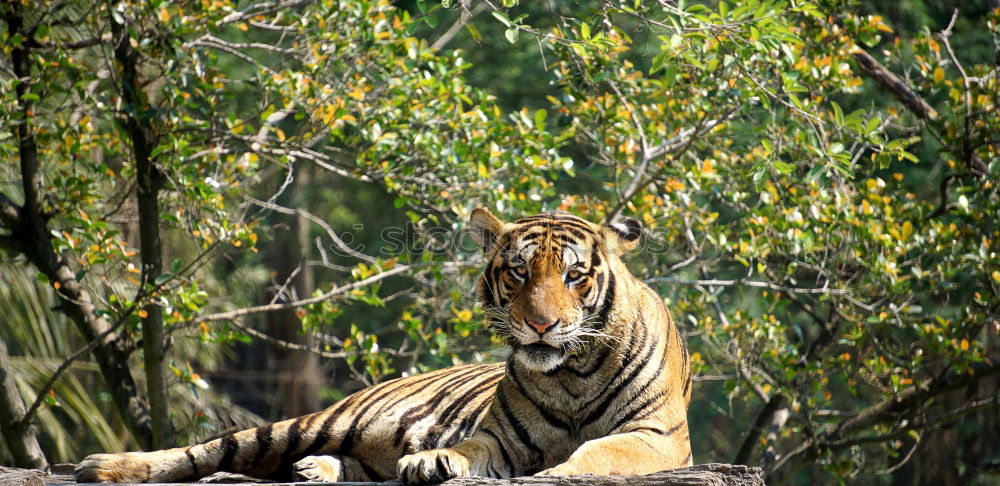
[534,109,547,129]
[464,23,481,41]
[505,27,519,43]
[492,10,511,27]
[772,160,795,174]
[831,101,844,126]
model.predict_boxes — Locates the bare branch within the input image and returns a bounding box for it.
[645,276,849,295]
[606,106,741,222]
[244,195,377,264]
[852,48,938,121]
[193,263,414,324]
[431,3,488,50]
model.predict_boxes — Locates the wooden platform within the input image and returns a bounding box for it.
[0,464,763,486]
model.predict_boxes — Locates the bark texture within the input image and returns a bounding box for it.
[0,464,762,486]
[0,340,48,469]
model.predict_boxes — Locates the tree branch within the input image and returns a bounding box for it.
[430,3,488,50]
[0,338,48,469]
[852,48,938,121]
[767,359,1000,482]
[192,263,414,324]
[645,276,848,295]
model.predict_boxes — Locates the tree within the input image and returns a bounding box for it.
[1,0,563,459]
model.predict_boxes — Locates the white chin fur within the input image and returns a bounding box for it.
[514,349,565,373]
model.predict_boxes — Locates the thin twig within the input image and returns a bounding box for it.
[645,276,849,295]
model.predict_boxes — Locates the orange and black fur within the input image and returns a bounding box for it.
[75,208,692,484]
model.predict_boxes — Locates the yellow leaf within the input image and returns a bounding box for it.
[159,7,170,22]
[960,339,969,351]
[933,67,945,82]
[701,159,715,175]
[901,220,913,241]
[138,309,149,318]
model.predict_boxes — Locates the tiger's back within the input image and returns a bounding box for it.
[76,209,692,484]
[77,363,505,482]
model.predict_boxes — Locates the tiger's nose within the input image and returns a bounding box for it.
[526,319,557,335]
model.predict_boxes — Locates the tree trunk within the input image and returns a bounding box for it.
[0,339,48,470]
[108,7,174,449]
[0,2,155,450]
[266,163,321,419]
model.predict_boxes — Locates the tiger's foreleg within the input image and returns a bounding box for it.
[537,424,693,476]
[397,429,518,484]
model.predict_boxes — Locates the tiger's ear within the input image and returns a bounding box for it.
[469,207,505,252]
[603,217,642,254]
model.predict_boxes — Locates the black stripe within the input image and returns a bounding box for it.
[297,389,368,460]
[514,213,587,224]
[628,421,685,437]
[508,366,571,431]
[554,343,610,378]
[430,372,504,448]
[441,396,494,447]
[550,226,588,240]
[356,457,381,481]
[185,448,198,476]
[481,429,515,476]
[496,387,543,461]
[610,390,666,433]
[394,368,489,447]
[581,323,656,426]
[217,433,239,472]
[340,366,488,453]
[595,272,616,328]
[627,423,683,436]
[250,424,273,468]
[274,416,307,475]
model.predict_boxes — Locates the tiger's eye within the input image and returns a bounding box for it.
[514,265,528,276]
[567,270,581,280]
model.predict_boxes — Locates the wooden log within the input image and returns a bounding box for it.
[1,464,762,486]
[0,468,46,486]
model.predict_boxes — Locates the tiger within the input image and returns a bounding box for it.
[74,208,693,484]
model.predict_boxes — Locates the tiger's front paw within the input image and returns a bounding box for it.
[397,449,471,484]
[75,453,153,483]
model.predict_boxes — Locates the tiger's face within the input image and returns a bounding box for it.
[469,208,641,372]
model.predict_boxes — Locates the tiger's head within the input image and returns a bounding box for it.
[469,208,642,373]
